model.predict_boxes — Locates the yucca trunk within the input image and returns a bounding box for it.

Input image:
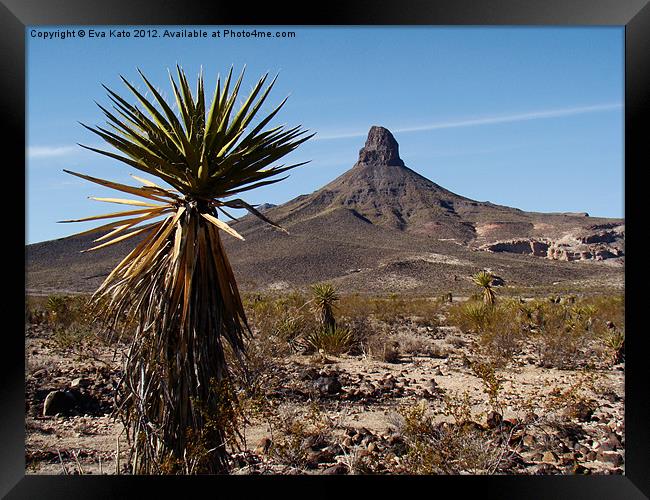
[99,205,246,473]
[319,302,336,332]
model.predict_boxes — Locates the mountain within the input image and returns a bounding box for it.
[26,126,624,296]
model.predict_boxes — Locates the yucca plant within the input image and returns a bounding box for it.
[472,270,496,306]
[310,283,339,331]
[304,326,353,355]
[602,330,625,365]
[460,301,492,333]
[60,66,313,474]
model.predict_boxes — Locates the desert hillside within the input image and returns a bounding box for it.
[26,126,624,296]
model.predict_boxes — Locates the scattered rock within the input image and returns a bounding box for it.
[306,449,335,467]
[322,463,348,475]
[522,434,536,447]
[70,377,92,389]
[566,400,596,422]
[531,463,561,474]
[313,376,342,395]
[42,390,77,417]
[572,464,591,474]
[597,450,624,467]
[486,411,502,429]
[300,368,320,381]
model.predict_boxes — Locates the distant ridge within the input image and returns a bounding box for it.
[26,126,624,295]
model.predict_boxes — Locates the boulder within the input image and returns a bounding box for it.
[322,463,349,475]
[42,389,77,416]
[314,376,342,395]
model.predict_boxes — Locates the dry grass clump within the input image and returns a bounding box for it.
[601,330,625,365]
[395,396,512,474]
[244,290,386,358]
[26,295,99,350]
[26,294,138,348]
[44,295,89,329]
[376,339,401,363]
[336,294,445,362]
[365,332,441,363]
[338,294,441,328]
[241,291,449,361]
[447,301,492,334]
[264,403,336,469]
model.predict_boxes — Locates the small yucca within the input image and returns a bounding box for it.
[304,326,352,355]
[61,66,313,473]
[310,283,339,331]
[472,270,496,306]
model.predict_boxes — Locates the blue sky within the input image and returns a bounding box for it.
[26,26,624,244]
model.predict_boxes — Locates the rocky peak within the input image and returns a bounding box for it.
[357,126,405,167]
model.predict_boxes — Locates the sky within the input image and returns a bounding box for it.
[26,26,624,244]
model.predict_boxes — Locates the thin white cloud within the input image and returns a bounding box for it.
[27,145,80,159]
[313,102,623,141]
[27,143,107,160]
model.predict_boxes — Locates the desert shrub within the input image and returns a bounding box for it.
[448,300,523,366]
[371,297,409,325]
[356,324,400,363]
[336,293,373,320]
[477,303,524,366]
[341,295,440,328]
[266,402,336,469]
[587,295,624,329]
[45,295,89,329]
[34,295,108,351]
[601,329,625,365]
[273,315,312,349]
[341,316,374,355]
[447,335,466,349]
[448,301,492,333]
[25,300,48,325]
[396,397,509,474]
[52,324,95,350]
[392,331,446,358]
[543,372,600,422]
[245,293,317,356]
[380,340,401,363]
[527,300,603,369]
[303,326,353,356]
[470,360,504,416]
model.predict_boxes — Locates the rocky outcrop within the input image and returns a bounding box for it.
[356,126,405,167]
[480,225,624,262]
[485,240,550,257]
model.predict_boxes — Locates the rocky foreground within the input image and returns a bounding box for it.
[25,298,624,476]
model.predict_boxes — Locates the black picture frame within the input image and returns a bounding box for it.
[6,1,648,498]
